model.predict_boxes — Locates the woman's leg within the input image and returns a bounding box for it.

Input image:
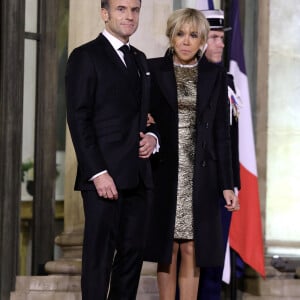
[178,240,200,300]
[157,241,179,300]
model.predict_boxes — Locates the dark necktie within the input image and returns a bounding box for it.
[119,45,139,83]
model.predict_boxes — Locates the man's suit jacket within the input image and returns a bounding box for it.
[65,33,153,191]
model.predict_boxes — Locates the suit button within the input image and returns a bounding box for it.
[202,160,207,167]
[205,122,209,128]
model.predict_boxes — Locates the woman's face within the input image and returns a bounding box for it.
[172,23,204,65]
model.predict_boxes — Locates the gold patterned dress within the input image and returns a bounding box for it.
[173,62,198,240]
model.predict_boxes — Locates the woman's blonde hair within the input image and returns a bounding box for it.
[166,8,209,48]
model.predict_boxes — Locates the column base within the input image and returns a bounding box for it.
[45,230,83,275]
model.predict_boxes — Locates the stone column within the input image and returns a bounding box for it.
[46,0,172,275]
[256,0,269,240]
[0,0,25,298]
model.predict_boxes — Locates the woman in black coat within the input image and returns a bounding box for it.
[144,8,239,300]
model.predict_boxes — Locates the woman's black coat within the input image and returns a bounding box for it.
[144,55,234,267]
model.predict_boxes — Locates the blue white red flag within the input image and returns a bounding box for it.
[228,0,266,278]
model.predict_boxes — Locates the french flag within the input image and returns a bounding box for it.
[228,0,265,278]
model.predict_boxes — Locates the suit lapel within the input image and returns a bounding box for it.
[131,47,151,131]
[98,34,144,98]
[97,34,128,73]
[132,47,148,84]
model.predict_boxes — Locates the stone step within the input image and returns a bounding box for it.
[240,263,300,298]
[137,276,159,300]
[11,275,158,300]
[11,266,300,299]
[10,275,81,300]
[11,290,159,300]
[244,277,300,297]
[14,275,81,291]
[10,291,81,300]
[243,295,300,300]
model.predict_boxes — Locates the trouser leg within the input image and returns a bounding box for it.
[81,190,118,300]
[108,183,149,300]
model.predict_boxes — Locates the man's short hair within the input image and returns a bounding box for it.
[101,0,141,9]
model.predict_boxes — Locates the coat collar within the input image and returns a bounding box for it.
[196,55,219,114]
[155,55,177,112]
[154,54,220,114]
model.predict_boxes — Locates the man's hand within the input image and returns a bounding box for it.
[223,189,240,212]
[93,172,118,200]
[139,132,157,158]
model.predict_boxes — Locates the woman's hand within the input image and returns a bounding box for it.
[147,113,155,126]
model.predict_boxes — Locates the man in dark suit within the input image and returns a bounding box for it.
[197,9,241,300]
[65,0,158,299]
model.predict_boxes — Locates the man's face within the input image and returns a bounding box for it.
[101,0,141,43]
[205,30,225,63]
